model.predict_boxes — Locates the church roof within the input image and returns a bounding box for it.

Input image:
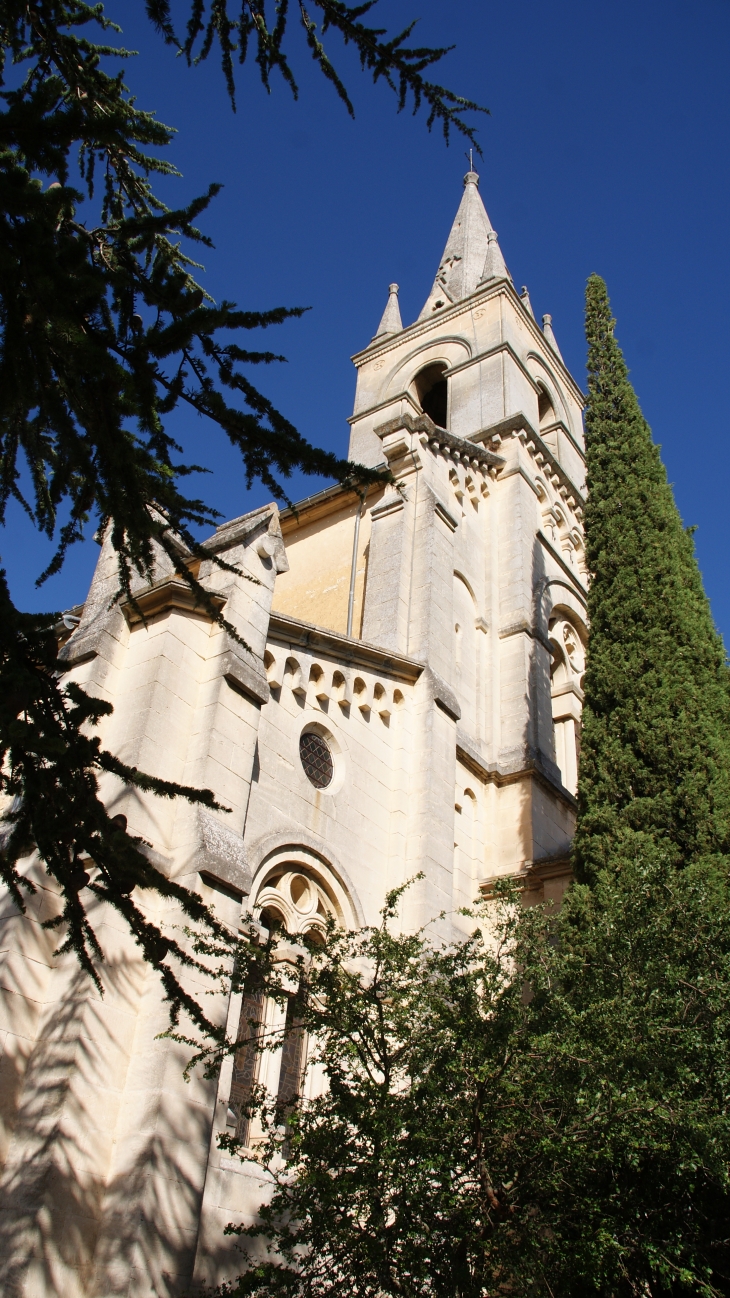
[418,170,510,320]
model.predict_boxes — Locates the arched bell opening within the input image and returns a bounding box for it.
[413,362,448,429]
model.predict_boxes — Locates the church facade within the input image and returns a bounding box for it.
[0,172,588,1296]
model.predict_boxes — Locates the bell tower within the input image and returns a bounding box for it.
[350,170,588,918]
[349,169,585,486]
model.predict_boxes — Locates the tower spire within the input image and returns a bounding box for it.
[418,170,495,320]
[372,283,403,341]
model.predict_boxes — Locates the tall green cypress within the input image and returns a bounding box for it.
[573,275,730,883]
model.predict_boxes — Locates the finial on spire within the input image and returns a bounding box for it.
[520,286,535,319]
[463,150,479,185]
[372,282,403,341]
[542,313,564,360]
[479,228,512,285]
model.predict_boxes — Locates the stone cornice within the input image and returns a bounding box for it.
[120,577,227,626]
[537,531,588,596]
[497,618,552,654]
[203,503,275,554]
[478,853,573,899]
[267,612,424,684]
[476,413,585,495]
[374,411,505,470]
[347,388,422,427]
[539,416,586,464]
[455,736,578,809]
[278,479,386,532]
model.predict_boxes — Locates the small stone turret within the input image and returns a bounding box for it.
[479,228,511,285]
[520,285,535,318]
[542,312,564,360]
[371,282,403,340]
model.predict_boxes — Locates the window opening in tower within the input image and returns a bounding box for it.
[414,362,448,429]
[538,385,555,431]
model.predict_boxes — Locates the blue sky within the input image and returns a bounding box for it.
[5,0,730,641]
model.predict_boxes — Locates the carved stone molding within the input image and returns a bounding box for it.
[120,577,226,626]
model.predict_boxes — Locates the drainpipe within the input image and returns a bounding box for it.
[346,495,367,638]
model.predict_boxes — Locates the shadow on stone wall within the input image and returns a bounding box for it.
[0,927,224,1298]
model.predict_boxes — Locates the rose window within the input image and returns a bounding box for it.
[299,731,334,789]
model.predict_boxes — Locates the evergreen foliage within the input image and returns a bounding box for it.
[199,885,533,1298]
[199,870,730,1297]
[147,0,487,141]
[0,0,483,1015]
[573,275,730,883]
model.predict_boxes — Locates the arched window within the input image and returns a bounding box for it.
[228,860,346,1149]
[414,362,448,429]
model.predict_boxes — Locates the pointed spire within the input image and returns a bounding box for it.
[542,313,564,361]
[418,171,495,320]
[479,228,511,286]
[520,285,535,319]
[372,283,403,341]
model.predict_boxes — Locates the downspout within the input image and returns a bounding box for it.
[346,494,367,638]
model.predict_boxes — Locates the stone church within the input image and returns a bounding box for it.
[0,171,588,1296]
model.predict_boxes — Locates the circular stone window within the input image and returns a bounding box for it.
[299,731,334,789]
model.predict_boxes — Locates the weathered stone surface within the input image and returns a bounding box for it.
[194,808,251,897]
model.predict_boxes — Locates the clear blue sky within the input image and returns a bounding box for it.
[5,0,730,642]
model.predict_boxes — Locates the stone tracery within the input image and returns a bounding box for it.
[228,858,345,1148]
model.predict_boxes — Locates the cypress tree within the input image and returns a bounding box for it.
[573,275,730,883]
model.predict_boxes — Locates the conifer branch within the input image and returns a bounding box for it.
[164,0,488,143]
[0,0,475,1021]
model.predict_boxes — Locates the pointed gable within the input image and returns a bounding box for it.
[418,171,494,320]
